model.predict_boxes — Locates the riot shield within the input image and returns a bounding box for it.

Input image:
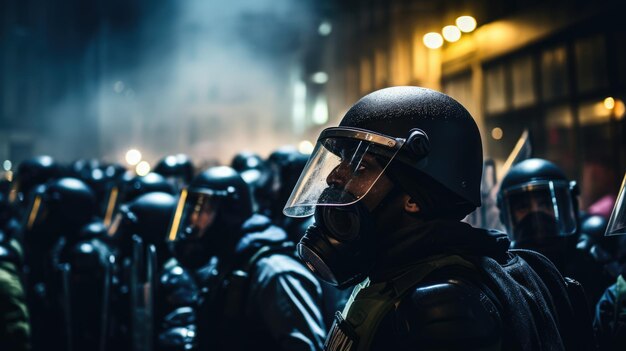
[58,240,114,351]
[130,235,156,351]
[59,263,73,351]
[606,172,626,236]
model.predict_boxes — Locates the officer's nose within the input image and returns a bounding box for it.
[529,199,544,213]
[326,162,350,188]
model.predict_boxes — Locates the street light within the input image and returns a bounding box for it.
[456,16,477,33]
[298,141,314,154]
[442,25,462,42]
[136,161,151,176]
[125,149,142,166]
[491,127,504,140]
[423,32,444,49]
[318,21,332,36]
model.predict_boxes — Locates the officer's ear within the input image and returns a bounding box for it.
[404,195,420,213]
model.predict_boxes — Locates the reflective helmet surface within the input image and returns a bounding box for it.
[108,192,177,264]
[23,177,97,250]
[284,86,483,218]
[154,154,195,185]
[102,172,175,227]
[10,155,61,206]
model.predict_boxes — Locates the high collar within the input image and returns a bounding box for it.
[230,214,288,263]
[370,219,510,281]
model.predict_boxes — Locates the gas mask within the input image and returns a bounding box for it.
[297,188,378,288]
[284,127,427,287]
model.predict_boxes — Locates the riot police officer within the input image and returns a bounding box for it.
[4,156,62,242]
[255,146,350,329]
[283,86,594,350]
[230,152,267,210]
[107,192,197,351]
[102,172,176,228]
[154,154,195,191]
[168,166,325,351]
[21,177,100,350]
[8,156,61,207]
[255,146,310,239]
[498,158,611,304]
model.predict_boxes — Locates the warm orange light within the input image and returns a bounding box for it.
[298,141,315,154]
[169,188,188,242]
[615,99,625,119]
[442,25,461,42]
[456,16,477,33]
[423,32,443,49]
[491,127,504,140]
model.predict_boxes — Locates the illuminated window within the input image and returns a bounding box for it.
[575,35,608,93]
[511,55,536,108]
[485,64,507,114]
[541,46,569,101]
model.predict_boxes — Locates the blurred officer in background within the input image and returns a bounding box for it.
[108,191,198,351]
[169,166,326,351]
[498,158,610,304]
[154,154,195,192]
[21,177,99,350]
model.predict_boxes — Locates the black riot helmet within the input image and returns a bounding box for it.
[9,156,61,207]
[284,86,482,218]
[168,166,252,269]
[107,192,177,265]
[154,154,195,189]
[230,152,264,173]
[102,172,176,227]
[231,151,267,198]
[497,158,579,247]
[256,146,310,220]
[23,177,97,253]
[283,86,483,288]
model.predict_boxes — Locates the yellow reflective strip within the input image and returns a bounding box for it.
[27,196,42,230]
[103,187,119,227]
[8,181,19,203]
[168,188,188,242]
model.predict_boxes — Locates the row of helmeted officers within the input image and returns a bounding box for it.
[1,86,626,351]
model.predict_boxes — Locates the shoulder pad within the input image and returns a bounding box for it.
[158,326,197,350]
[162,306,197,329]
[397,280,501,348]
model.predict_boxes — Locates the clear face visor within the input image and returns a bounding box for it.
[106,206,136,241]
[8,180,21,205]
[501,180,577,242]
[283,127,404,218]
[167,188,223,243]
[23,193,47,232]
[103,186,122,228]
[605,173,626,236]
